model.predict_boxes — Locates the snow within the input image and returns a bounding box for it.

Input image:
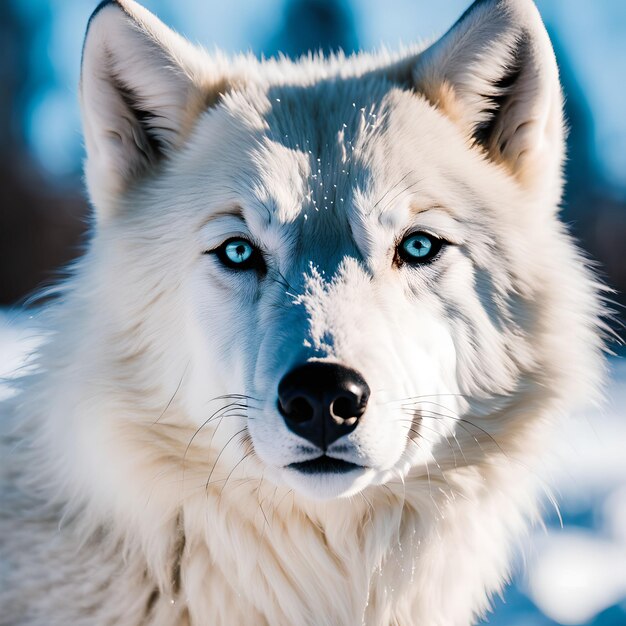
[520,359,626,625]
[1,308,625,624]
[528,531,626,625]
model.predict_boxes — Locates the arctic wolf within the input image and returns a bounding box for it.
[0,0,604,624]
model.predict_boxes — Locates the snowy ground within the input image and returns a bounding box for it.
[1,308,624,625]
[483,356,626,626]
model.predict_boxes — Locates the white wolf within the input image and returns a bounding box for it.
[0,0,605,624]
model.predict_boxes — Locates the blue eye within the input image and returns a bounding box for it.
[398,232,443,264]
[212,237,265,272]
[225,240,253,264]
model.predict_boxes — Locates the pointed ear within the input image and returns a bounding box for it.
[413,0,564,196]
[80,0,230,219]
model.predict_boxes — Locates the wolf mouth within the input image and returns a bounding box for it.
[288,455,363,475]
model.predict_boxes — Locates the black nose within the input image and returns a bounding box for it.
[277,362,370,450]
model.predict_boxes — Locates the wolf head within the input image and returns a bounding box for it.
[74,0,602,503]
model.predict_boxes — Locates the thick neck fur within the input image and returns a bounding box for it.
[3,356,540,626]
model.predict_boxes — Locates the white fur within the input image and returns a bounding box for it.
[0,1,606,624]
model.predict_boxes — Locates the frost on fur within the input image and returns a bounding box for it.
[1,1,606,625]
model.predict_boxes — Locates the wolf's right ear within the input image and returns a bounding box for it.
[411,0,564,200]
[80,0,231,220]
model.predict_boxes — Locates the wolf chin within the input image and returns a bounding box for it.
[0,0,605,624]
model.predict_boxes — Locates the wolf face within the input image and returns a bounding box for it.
[77,0,602,505]
[184,83,470,500]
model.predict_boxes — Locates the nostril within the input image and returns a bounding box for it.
[281,396,315,423]
[331,395,360,421]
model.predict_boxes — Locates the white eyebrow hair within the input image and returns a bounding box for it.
[203,206,245,223]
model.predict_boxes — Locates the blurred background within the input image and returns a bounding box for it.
[0,1,624,624]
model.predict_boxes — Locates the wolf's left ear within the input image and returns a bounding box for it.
[413,0,563,196]
[80,0,231,219]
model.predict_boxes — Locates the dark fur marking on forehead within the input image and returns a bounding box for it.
[263,77,397,150]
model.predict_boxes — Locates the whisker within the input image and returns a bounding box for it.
[369,171,412,213]
[415,410,506,457]
[387,392,470,406]
[269,485,279,526]
[400,421,461,469]
[203,393,261,405]
[377,179,425,216]
[153,361,189,424]
[393,398,504,456]
[274,487,295,514]
[359,491,375,522]
[256,474,271,548]
[402,436,445,517]
[218,450,255,502]
[204,427,249,495]
[265,267,291,291]
[184,402,249,466]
